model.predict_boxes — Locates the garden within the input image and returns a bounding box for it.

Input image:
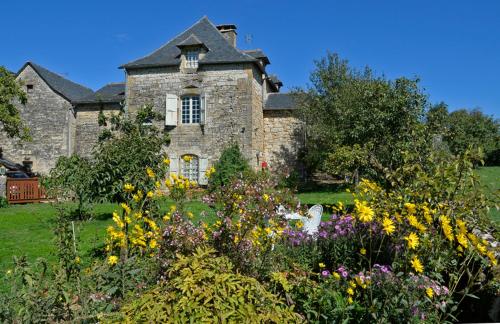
[0,54,499,323]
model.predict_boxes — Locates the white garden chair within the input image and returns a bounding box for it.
[281,204,323,235]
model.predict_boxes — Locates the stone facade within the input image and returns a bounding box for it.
[74,104,122,157]
[0,65,74,174]
[1,17,304,180]
[126,63,263,168]
[263,110,303,169]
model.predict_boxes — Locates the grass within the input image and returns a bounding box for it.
[0,199,213,287]
[0,166,498,283]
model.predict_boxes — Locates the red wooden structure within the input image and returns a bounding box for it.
[6,177,47,204]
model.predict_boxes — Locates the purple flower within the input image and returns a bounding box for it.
[321,270,330,277]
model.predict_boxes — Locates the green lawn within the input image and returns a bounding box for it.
[0,166,498,284]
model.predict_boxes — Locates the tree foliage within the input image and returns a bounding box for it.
[0,66,30,140]
[295,53,428,182]
[43,155,93,219]
[208,143,250,191]
[425,104,500,165]
[89,105,170,202]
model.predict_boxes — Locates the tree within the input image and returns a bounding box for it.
[0,66,30,140]
[295,53,429,182]
[208,143,250,191]
[445,109,499,164]
[89,105,170,201]
[425,105,500,165]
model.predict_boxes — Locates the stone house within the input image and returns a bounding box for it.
[1,16,302,184]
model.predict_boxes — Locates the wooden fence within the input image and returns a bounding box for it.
[6,177,47,204]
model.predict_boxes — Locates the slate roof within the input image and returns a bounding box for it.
[176,34,205,48]
[75,83,125,104]
[269,74,283,87]
[242,49,270,65]
[20,62,94,102]
[121,16,256,69]
[264,93,296,110]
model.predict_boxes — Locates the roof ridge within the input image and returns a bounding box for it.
[28,61,94,93]
[120,16,213,68]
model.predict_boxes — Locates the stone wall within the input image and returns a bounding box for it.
[263,109,303,170]
[126,63,262,169]
[74,104,122,157]
[250,67,265,166]
[0,65,73,174]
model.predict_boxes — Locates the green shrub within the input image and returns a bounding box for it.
[208,143,250,191]
[90,105,169,202]
[0,196,7,208]
[110,247,302,323]
[43,155,93,219]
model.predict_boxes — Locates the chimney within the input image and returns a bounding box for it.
[216,24,237,47]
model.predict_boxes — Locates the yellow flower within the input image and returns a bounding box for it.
[346,287,354,295]
[360,248,367,255]
[146,167,155,178]
[74,256,81,264]
[155,181,161,188]
[333,272,341,280]
[456,219,467,234]
[132,194,140,202]
[487,251,497,266]
[296,220,304,229]
[476,243,487,255]
[120,203,131,215]
[426,287,434,298]
[456,232,468,248]
[187,212,194,219]
[440,215,454,242]
[163,157,170,165]
[347,297,353,304]
[149,239,157,249]
[355,200,374,223]
[147,191,154,198]
[405,232,420,250]
[107,255,119,266]
[182,155,193,162]
[123,183,134,192]
[112,212,125,228]
[319,262,325,268]
[163,214,171,221]
[382,217,395,235]
[404,202,417,215]
[263,193,270,202]
[411,256,424,273]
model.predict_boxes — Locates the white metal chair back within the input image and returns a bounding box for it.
[303,204,323,235]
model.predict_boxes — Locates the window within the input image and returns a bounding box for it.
[26,84,33,92]
[181,155,199,182]
[185,50,199,68]
[182,96,201,124]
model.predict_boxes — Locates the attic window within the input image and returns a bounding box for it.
[26,84,33,92]
[185,50,199,68]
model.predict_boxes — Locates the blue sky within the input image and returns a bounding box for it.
[1,0,499,117]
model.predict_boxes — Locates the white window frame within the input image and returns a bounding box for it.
[181,96,201,124]
[185,50,199,68]
[181,155,199,182]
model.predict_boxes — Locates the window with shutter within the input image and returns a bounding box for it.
[165,94,178,126]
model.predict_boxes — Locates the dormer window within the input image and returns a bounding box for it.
[185,50,199,68]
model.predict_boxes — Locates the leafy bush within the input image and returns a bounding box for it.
[208,143,250,191]
[110,247,302,323]
[0,196,7,208]
[90,105,170,202]
[43,155,93,219]
[203,172,301,276]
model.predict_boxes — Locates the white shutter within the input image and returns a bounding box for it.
[200,93,207,125]
[170,157,179,176]
[198,158,209,185]
[165,94,178,126]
